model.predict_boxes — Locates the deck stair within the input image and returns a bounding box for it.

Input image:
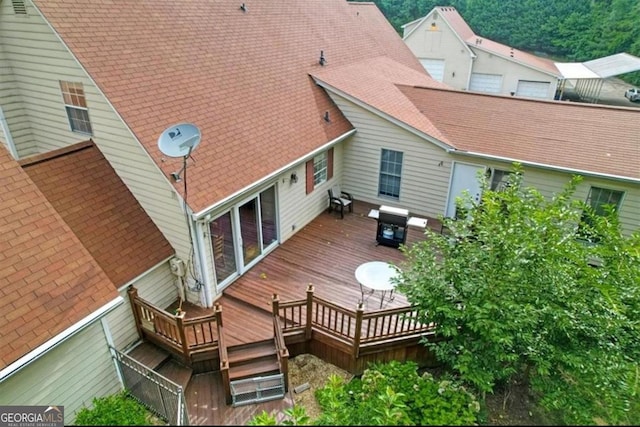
[226,339,285,406]
[127,342,171,370]
[156,359,193,391]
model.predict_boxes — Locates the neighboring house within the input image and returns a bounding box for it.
[402,6,562,99]
[0,140,175,423]
[0,0,638,422]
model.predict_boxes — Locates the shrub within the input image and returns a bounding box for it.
[74,390,155,426]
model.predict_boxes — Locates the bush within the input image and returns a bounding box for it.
[74,390,155,426]
[314,360,480,426]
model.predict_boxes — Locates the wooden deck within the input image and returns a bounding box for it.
[160,200,441,424]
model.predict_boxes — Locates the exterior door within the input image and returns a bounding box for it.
[213,185,278,292]
[445,162,484,218]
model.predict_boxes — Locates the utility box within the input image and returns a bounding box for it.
[169,257,186,277]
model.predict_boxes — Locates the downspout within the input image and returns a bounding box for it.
[0,105,19,159]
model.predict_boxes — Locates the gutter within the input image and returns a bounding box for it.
[192,129,357,220]
[0,296,124,382]
[456,150,640,185]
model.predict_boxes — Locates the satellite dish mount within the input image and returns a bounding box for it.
[158,123,202,182]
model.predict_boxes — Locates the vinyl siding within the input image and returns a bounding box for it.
[470,49,558,99]
[403,12,472,90]
[0,322,121,425]
[0,3,192,260]
[106,261,177,351]
[329,94,451,219]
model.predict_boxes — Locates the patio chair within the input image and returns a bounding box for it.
[327,185,353,219]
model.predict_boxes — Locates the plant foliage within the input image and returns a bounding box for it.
[74,390,155,426]
[396,163,640,425]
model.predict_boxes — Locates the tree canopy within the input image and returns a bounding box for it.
[396,164,640,425]
[360,0,640,85]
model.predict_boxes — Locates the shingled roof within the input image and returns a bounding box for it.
[31,0,426,213]
[0,146,118,370]
[20,141,174,287]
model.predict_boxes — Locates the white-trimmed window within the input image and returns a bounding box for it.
[60,81,92,134]
[313,152,328,186]
[378,148,403,199]
[579,186,624,242]
[489,168,511,191]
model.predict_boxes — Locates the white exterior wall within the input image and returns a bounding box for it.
[470,49,558,99]
[0,3,192,260]
[106,261,177,351]
[403,13,472,90]
[0,322,121,425]
[329,94,451,219]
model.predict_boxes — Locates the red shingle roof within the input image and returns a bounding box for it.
[0,146,118,370]
[21,141,174,286]
[32,0,426,213]
[398,85,640,181]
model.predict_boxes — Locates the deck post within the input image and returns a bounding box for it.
[175,311,190,363]
[271,293,279,317]
[214,302,223,328]
[305,284,314,340]
[353,302,364,358]
[127,286,143,340]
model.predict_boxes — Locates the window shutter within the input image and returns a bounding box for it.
[305,160,314,194]
[327,147,334,180]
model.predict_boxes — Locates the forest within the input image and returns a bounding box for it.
[360,0,640,85]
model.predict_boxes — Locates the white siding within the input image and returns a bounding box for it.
[106,261,177,351]
[470,49,558,99]
[0,4,192,261]
[0,322,121,425]
[328,94,452,219]
[403,11,472,90]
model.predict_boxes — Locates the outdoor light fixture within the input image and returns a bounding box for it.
[290,171,298,184]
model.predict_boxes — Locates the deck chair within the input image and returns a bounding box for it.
[213,234,226,267]
[327,185,353,219]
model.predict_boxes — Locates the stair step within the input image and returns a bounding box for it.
[127,342,170,370]
[156,360,193,390]
[227,339,277,365]
[229,356,280,381]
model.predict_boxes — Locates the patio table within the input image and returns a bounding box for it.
[355,261,400,309]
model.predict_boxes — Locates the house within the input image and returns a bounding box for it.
[0,0,638,423]
[401,6,563,99]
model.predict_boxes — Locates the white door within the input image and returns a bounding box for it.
[445,162,484,218]
[469,73,502,94]
[516,80,551,99]
[419,58,445,82]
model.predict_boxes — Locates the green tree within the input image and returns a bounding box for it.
[396,163,640,425]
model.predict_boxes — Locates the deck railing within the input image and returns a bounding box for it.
[272,284,435,357]
[128,286,219,363]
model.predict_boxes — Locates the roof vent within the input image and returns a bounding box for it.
[239,3,247,12]
[12,0,27,15]
[319,50,327,66]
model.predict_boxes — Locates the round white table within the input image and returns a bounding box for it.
[355,261,400,309]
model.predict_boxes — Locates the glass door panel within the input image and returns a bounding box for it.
[239,198,260,266]
[210,212,236,284]
[260,186,277,249]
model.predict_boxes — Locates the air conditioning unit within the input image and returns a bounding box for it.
[169,257,186,277]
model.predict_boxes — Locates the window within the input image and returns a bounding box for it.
[305,148,333,194]
[313,152,327,186]
[378,149,403,199]
[489,168,511,191]
[60,81,92,134]
[579,186,624,243]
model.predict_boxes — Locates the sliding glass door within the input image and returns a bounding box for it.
[211,185,278,291]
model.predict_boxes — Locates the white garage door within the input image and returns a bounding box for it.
[469,73,502,93]
[419,58,445,82]
[516,80,551,99]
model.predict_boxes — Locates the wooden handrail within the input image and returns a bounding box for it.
[273,315,289,392]
[216,303,231,405]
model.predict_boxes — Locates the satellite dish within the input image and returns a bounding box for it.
[158,123,201,158]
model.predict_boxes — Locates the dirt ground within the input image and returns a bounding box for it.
[288,354,549,425]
